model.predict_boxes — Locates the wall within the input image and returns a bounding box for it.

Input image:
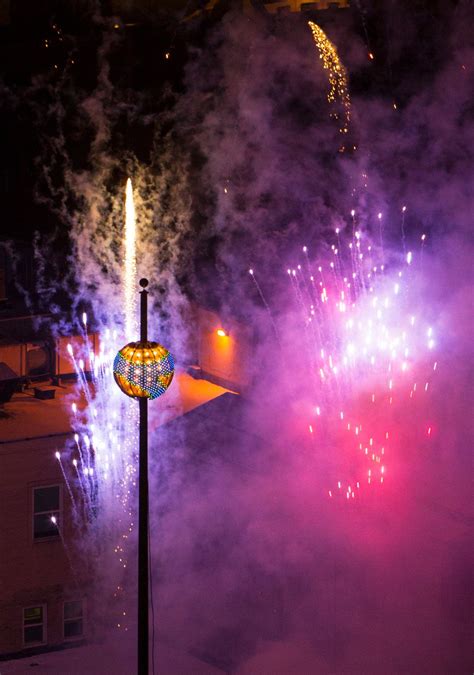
[0,334,100,381]
[0,435,89,656]
[195,306,253,393]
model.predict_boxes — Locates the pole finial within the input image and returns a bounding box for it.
[139,278,149,289]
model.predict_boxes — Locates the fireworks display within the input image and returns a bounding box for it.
[308,21,351,138]
[0,2,468,670]
[55,180,144,630]
[124,177,138,343]
[251,214,437,502]
[305,237,436,501]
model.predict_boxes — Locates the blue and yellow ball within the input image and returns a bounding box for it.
[113,341,174,400]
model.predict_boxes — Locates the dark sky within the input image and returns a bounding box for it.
[2,0,471,317]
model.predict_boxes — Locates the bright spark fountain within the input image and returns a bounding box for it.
[124,177,138,342]
[55,178,146,633]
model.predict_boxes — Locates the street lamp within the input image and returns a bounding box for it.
[113,278,174,675]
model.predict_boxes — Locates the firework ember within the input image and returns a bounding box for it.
[308,20,351,137]
[253,216,438,502]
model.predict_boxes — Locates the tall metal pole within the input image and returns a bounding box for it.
[138,278,149,675]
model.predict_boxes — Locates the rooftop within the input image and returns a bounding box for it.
[0,634,224,674]
[0,371,233,446]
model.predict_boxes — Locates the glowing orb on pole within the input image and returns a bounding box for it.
[113,341,174,400]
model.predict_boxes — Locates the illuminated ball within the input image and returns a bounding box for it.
[113,341,174,400]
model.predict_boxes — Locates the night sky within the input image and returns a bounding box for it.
[0,1,472,673]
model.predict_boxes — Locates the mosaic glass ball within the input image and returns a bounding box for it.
[113,341,174,400]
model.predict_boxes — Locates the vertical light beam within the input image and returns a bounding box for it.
[124,178,138,341]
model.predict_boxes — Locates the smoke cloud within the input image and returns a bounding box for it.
[145,4,472,673]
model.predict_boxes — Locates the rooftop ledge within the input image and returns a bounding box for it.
[0,370,234,445]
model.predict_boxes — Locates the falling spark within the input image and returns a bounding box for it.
[282,221,438,501]
[308,21,351,137]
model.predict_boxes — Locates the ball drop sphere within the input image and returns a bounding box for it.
[113,341,174,400]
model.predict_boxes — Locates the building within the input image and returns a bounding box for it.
[0,382,86,657]
[0,300,251,662]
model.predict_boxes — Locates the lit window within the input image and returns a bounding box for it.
[23,605,46,646]
[64,600,84,640]
[33,486,60,540]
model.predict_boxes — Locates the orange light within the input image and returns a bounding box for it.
[216,329,227,337]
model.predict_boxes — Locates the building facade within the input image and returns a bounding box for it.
[0,386,88,657]
[0,302,251,660]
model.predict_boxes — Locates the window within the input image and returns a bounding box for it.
[33,486,60,539]
[63,600,84,640]
[26,342,52,378]
[23,605,46,646]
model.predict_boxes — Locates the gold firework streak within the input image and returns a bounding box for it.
[308,21,351,138]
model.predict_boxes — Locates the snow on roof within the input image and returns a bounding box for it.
[0,371,233,445]
[0,634,225,674]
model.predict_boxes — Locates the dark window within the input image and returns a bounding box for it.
[26,343,52,377]
[64,600,83,639]
[33,486,60,539]
[23,606,45,645]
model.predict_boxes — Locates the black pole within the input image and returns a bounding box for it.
[138,278,149,675]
